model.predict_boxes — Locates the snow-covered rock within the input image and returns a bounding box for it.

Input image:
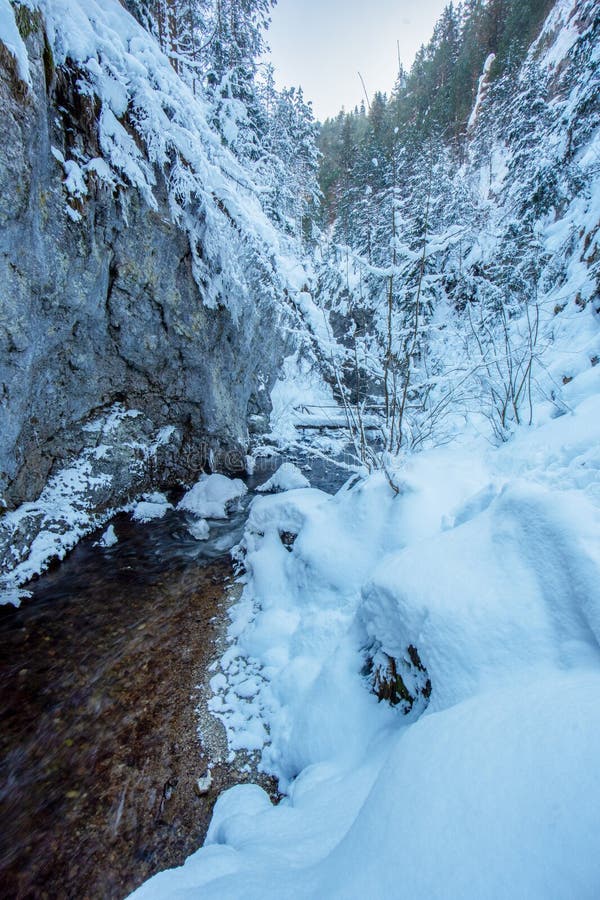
[96,524,118,548]
[186,518,210,541]
[178,474,247,520]
[256,463,310,493]
[0,0,32,87]
[0,406,179,606]
[131,493,173,523]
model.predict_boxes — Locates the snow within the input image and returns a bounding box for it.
[131,493,172,523]
[533,0,585,68]
[256,463,310,493]
[0,0,32,87]
[268,351,337,445]
[467,52,495,131]
[96,524,118,548]
[293,291,332,350]
[0,453,113,607]
[0,406,178,606]
[187,518,210,541]
[362,482,600,711]
[177,474,247,520]
[62,159,87,198]
[314,672,600,900]
[131,339,600,897]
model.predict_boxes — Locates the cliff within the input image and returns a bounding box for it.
[0,0,307,602]
[0,1,293,512]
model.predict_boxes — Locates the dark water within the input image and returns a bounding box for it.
[0,451,349,899]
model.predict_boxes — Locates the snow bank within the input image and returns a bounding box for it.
[177,474,247,520]
[310,671,600,900]
[361,481,600,713]
[132,344,600,897]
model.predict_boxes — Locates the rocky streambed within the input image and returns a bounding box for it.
[0,516,259,899]
[0,453,348,899]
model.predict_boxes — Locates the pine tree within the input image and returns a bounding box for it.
[256,81,320,242]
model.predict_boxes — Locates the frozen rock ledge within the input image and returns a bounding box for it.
[0,405,181,606]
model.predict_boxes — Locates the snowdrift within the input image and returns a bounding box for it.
[131,353,600,898]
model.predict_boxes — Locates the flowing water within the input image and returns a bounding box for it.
[0,452,348,899]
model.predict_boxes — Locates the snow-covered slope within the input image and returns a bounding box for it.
[460,0,600,408]
[11,0,304,315]
[313,0,599,457]
[132,336,600,900]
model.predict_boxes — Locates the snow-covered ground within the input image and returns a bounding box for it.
[131,345,600,897]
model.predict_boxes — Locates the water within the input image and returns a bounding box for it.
[0,451,348,899]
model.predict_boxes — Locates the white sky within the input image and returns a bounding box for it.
[265,0,449,121]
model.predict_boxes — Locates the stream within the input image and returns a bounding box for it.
[0,451,348,900]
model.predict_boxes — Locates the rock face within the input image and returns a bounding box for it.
[0,11,287,511]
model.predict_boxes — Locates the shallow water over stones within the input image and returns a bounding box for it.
[0,451,349,899]
[0,528,237,898]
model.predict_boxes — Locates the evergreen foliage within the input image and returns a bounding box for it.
[314,0,598,456]
[122,0,319,245]
[318,0,555,225]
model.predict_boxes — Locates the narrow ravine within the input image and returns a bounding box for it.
[0,452,348,899]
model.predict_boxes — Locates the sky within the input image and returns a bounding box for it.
[266,0,450,121]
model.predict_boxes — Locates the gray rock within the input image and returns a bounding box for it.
[0,14,289,519]
[0,405,182,602]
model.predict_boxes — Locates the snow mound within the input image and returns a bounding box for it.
[96,524,118,548]
[187,518,210,541]
[360,481,600,713]
[177,474,247,520]
[256,463,310,493]
[131,493,172,523]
